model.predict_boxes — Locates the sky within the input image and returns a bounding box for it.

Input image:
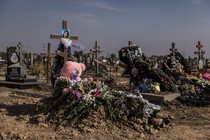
[0,0,210,58]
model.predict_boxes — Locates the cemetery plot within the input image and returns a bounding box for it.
[0,42,40,89]
[2,19,210,139]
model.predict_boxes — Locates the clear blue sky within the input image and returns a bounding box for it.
[1,0,210,58]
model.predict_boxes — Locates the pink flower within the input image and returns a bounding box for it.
[70,89,81,100]
[94,91,101,96]
[62,88,69,95]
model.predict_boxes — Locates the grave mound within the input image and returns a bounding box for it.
[33,76,172,134]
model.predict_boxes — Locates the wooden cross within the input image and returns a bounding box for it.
[90,41,103,75]
[50,20,78,40]
[170,42,177,56]
[50,20,79,62]
[194,41,205,60]
[55,47,69,62]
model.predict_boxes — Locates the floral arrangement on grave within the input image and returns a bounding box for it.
[46,60,164,128]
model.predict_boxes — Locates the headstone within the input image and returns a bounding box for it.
[73,51,83,63]
[206,59,210,69]
[6,42,28,81]
[1,42,39,88]
[84,53,93,71]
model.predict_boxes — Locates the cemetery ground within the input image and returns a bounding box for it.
[0,81,210,139]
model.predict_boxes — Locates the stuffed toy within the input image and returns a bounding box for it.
[203,72,210,81]
[60,61,86,82]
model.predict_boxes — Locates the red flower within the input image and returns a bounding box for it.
[91,91,101,96]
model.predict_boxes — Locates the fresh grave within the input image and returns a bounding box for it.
[34,61,172,134]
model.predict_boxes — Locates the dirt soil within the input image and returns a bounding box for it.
[0,85,210,140]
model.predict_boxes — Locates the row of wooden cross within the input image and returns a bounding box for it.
[47,20,206,82]
[169,41,205,60]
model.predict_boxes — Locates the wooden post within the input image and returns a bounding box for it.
[47,43,51,83]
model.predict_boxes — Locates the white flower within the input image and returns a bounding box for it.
[54,76,73,88]
[82,94,95,104]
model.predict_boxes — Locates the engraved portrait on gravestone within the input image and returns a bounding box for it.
[8,49,20,68]
[10,52,19,64]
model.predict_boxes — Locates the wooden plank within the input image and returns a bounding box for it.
[141,92,180,103]
[50,34,78,40]
[62,20,67,29]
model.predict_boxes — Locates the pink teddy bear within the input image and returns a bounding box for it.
[203,72,210,81]
[60,61,86,81]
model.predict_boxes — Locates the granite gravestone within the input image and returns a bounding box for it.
[73,51,83,63]
[206,59,210,71]
[6,42,26,81]
[84,53,93,71]
[5,42,37,83]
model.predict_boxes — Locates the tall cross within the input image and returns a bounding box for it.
[50,20,78,62]
[90,41,103,75]
[194,41,205,60]
[170,42,177,56]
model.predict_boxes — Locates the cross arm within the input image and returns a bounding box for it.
[50,34,79,40]
[196,45,203,49]
[56,49,68,62]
